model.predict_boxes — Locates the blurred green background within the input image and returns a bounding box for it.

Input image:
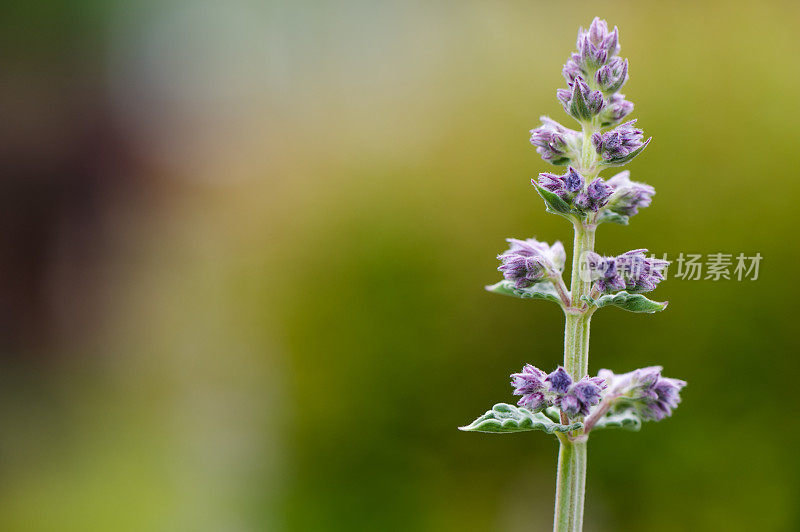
[0,0,798,530]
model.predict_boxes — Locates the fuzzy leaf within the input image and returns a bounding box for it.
[531,182,575,219]
[459,403,582,434]
[584,291,668,313]
[596,210,629,225]
[591,409,642,432]
[486,280,563,305]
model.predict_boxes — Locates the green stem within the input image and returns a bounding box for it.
[553,221,595,531]
[553,440,587,531]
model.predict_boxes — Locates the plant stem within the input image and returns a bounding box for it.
[553,220,595,531]
[553,439,587,531]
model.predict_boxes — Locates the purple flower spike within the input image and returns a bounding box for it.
[497,238,566,289]
[592,120,650,165]
[529,116,580,165]
[510,364,548,411]
[605,171,656,217]
[546,366,573,394]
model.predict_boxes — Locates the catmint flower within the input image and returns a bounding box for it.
[573,177,612,212]
[616,249,669,293]
[529,116,580,165]
[587,249,668,294]
[598,93,634,127]
[537,166,585,200]
[545,366,572,394]
[592,120,651,165]
[595,57,628,93]
[511,364,548,411]
[605,170,655,216]
[557,77,604,122]
[546,367,606,417]
[584,252,626,293]
[576,17,620,69]
[562,55,583,83]
[598,366,686,421]
[511,365,607,418]
[497,238,566,289]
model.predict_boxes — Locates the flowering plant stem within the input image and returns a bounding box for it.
[553,112,599,530]
[460,18,686,532]
[553,221,594,531]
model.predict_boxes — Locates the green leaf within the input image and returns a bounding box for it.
[596,210,629,226]
[459,403,582,434]
[531,182,576,219]
[485,280,563,305]
[584,291,668,314]
[591,409,642,432]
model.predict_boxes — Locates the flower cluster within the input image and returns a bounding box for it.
[563,18,620,82]
[497,238,565,289]
[529,117,581,166]
[598,366,686,421]
[585,249,669,294]
[511,365,606,418]
[605,170,655,217]
[592,120,650,165]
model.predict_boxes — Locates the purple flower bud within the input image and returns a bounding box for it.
[599,93,634,126]
[593,120,651,165]
[562,56,583,83]
[587,178,612,204]
[536,166,589,203]
[558,77,604,122]
[595,57,628,93]
[529,116,580,165]
[559,394,581,417]
[615,249,669,293]
[585,252,626,293]
[563,167,584,193]
[574,18,621,69]
[546,366,573,394]
[497,238,566,289]
[510,364,548,411]
[561,176,611,213]
[587,249,667,294]
[599,367,686,421]
[511,366,609,419]
[605,170,656,217]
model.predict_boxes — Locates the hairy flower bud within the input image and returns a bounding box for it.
[592,120,650,165]
[529,116,580,165]
[557,77,604,122]
[586,249,668,294]
[576,17,620,69]
[616,249,669,293]
[595,57,628,93]
[598,367,686,421]
[546,366,573,394]
[497,238,566,289]
[605,170,655,217]
[510,364,548,411]
[598,93,634,127]
[510,365,608,419]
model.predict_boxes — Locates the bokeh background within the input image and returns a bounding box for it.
[1,0,799,530]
